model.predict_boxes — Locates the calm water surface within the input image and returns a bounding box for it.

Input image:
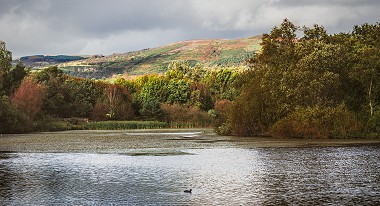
[0,132,379,205]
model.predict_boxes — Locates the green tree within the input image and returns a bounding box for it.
[166,79,190,104]
[0,41,32,133]
[0,41,12,92]
[301,24,328,41]
[202,68,241,101]
[64,77,103,117]
[139,97,162,119]
[2,62,29,96]
[34,66,69,117]
[256,18,298,69]
[293,42,350,107]
[34,66,103,118]
[137,75,168,105]
[166,60,190,79]
[0,41,29,96]
[351,22,380,117]
[223,19,367,137]
[0,96,31,133]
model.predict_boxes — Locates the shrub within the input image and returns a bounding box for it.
[91,102,109,121]
[213,99,233,135]
[270,105,362,138]
[160,104,213,127]
[367,106,380,134]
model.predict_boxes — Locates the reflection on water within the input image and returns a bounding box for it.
[1,147,380,205]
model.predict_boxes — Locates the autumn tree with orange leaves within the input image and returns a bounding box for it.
[11,76,46,120]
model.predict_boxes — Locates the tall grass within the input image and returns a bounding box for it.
[167,122,206,128]
[82,121,168,130]
[34,119,210,132]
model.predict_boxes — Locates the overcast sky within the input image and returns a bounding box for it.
[1,0,379,58]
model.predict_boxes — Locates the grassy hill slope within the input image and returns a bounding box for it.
[15,55,87,68]
[19,36,261,79]
[60,36,261,79]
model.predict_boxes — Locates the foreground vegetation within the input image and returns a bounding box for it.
[1,19,379,138]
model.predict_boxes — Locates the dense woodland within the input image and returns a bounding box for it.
[1,19,379,138]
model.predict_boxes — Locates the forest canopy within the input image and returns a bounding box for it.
[219,19,380,138]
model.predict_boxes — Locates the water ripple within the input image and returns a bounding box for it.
[0,147,379,205]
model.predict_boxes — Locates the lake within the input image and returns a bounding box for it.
[0,129,379,205]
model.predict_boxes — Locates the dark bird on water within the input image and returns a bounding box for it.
[184,189,192,193]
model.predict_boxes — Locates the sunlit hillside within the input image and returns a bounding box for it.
[56,36,261,79]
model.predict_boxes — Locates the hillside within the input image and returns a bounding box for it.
[15,55,87,68]
[60,36,261,79]
[17,36,261,79]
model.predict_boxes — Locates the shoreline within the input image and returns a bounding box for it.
[0,128,379,153]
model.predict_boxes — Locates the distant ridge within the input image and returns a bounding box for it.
[16,55,87,68]
[19,36,262,79]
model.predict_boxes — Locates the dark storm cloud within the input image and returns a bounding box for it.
[0,0,379,57]
[41,0,198,35]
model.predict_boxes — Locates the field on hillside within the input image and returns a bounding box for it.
[57,36,261,79]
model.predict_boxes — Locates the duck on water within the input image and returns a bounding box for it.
[184,189,192,193]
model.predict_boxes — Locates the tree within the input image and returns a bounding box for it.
[0,96,31,133]
[202,68,241,101]
[293,42,349,107]
[0,41,29,96]
[227,73,271,136]
[351,22,380,117]
[301,24,328,41]
[0,41,12,92]
[189,82,213,110]
[139,97,162,119]
[166,79,190,104]
[2,62,29,96]
[138,75,168,102]
[166,60,190,79]
[10,76,46,120]
[92,84,134,120]
[34,66,69,117]
[256,18,298,69]
[63,77,103,117]
[223,19,366,137]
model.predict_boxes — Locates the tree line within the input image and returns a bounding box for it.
[0,43,246,133]
[1,19,379,138]
[217,19,380,138]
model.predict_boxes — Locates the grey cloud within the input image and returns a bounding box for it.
[0,0,379,57]
[275,0,380,7]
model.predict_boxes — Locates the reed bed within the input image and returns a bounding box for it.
[82,121,168,130]
[34,119,211,132]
